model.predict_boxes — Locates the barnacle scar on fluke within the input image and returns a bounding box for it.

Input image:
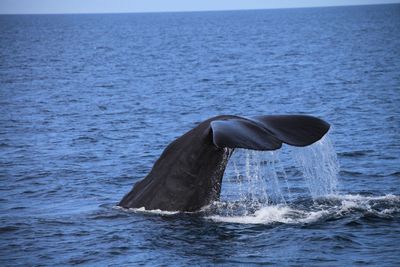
[118,115,330,212]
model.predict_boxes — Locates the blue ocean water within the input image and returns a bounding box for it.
[1,4,400,266]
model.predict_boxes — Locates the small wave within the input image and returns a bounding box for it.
[0,226,20,233]
[0,143,11,148]
[72,136,98,143]
[94,84,114,89]
[338,150,374,157]
[89,213,129,220]
[390,171,400,177]
[339,170,364,177]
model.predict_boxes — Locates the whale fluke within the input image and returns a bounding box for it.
[118,115,330,212]
[211,115,330,150]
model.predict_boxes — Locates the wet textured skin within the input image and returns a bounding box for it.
[118,115,330,212]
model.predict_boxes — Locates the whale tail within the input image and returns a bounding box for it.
[119,114,330,212]
[210,115,330,151]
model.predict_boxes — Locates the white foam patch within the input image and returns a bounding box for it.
[381,208,397,214]
[205,194,399,225]
[331,194,399,201]
[334,194,400,216]
[206,205,328,225]
[128,207,180,215]
[340,200,359,211]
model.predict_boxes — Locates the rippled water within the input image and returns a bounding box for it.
[1,4,400,266]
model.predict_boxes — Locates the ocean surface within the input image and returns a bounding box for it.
[1,4,400,266]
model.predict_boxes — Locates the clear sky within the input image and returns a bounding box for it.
[0,0,399,14]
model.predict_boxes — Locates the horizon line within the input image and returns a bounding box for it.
[0,2,398,16]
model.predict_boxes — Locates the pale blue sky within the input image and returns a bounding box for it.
[0,0,399,14]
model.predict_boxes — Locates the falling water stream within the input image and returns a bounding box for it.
[225,135,338,203]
